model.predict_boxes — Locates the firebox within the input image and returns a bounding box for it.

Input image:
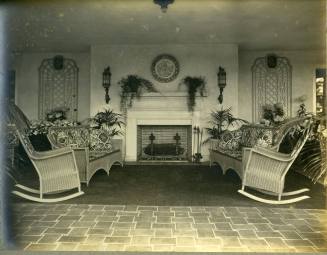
[137,125,192,161]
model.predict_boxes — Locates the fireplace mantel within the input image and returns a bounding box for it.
[135,92,208,98]
[125,92,206,111]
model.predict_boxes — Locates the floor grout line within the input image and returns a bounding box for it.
[12,203,327,252]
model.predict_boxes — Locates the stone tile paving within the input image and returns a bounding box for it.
[10,203,327,252]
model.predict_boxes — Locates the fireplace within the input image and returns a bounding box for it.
[124,108,201,162]
[137,125,192,161]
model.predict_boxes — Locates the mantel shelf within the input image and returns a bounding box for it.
[126,92,208,98]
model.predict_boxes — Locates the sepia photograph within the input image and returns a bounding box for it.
[1,0,326,253]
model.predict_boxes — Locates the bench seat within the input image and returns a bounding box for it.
[48,126,123,185]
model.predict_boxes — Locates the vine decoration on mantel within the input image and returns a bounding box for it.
[179,76,206,112]
[119,74,158,110]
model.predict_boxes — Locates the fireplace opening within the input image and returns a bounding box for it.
[137,125,192,161]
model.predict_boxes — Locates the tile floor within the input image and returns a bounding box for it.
[11,203,327,252]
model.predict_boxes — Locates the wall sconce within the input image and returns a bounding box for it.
[103,66,111,104]
[154,0,174,13]
[217,67,226,104]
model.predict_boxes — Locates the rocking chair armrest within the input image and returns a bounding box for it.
[253,146,279,154]
[242,147,252,166]
[242,147,252,152]
[71,146,88,152]
[250,147,292,162]
[70,146,89,157]
[30,147,74,160]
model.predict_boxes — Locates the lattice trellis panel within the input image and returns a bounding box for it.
[252,56,292,122]
[39,58,79,120]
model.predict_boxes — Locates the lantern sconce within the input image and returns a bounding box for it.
[217,66,226,104]
[103,66,111,104]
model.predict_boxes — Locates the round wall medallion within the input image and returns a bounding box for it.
[151,54,179,83]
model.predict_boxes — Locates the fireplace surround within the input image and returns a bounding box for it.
[124,107,201,162]
[137,125,192,161]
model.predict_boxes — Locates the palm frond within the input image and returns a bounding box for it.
[203,107,248,143]
[90,108,125,137]
[296,116,327,184]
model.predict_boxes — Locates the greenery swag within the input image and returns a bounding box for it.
[119,75,157,109]
[179,76,206,111]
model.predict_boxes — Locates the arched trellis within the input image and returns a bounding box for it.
[252,55,292,122]
[39,57,79,121]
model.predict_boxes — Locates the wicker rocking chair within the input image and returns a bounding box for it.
[238,118,313,204]
[11,127,84,203]
[7,103,84,202]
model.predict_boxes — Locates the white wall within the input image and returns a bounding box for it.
[238,50,325,122]
[11,45,326,162]
[12,52,90,121]
[90,44,239,117]
[90,44,239,160]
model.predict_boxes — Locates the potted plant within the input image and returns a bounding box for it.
[297,103,307,117]
[205,107,248,141]
[46,107,70,122]
[261,103,285,125]
[179,76,206,111]
[295,95,308,117]
[119,75,157,109]
[89,108,125,137]
[273,103,285,123]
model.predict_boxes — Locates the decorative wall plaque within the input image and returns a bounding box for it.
[151,54,179,83]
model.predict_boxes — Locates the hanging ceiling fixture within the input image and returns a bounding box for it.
[154,0,174,13]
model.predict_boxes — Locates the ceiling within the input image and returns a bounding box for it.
[5,0,326,52]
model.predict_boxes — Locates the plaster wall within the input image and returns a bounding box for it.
[90,44,239,161]
[238,50,325,122]
[90,44,239,116]
[12,52,90,121]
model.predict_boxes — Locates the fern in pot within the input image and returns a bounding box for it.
[119,75,157,109]
[179,76,206,111]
